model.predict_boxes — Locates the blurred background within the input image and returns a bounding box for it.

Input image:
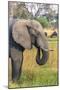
[8,2,59,88]
[8,2,58,35]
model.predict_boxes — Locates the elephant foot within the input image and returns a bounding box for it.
[11,47,23,81]
[12,60,21,81]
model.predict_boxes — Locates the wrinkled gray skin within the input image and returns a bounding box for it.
[9,19,49,81]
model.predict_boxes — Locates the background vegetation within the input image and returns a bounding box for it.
[35,17,49,28]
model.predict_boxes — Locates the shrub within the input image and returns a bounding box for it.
[35,17,49,28]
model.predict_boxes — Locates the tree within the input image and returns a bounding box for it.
[16,2,32,19]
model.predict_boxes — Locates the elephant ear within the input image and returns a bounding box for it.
[12,21,32,49]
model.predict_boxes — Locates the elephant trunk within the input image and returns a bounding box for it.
[36,47,49,65]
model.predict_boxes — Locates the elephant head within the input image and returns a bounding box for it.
[12,19,49,65]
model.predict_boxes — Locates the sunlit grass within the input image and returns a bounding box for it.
[8,37,58,88]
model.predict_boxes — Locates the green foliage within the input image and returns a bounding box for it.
[35,17,49,28]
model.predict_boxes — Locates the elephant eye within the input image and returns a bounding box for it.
[44,32,47,36]
[26,25,31,30]
[37,32,40,36]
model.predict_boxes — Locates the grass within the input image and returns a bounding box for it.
[48,37,58,41]
[8,37,58,88]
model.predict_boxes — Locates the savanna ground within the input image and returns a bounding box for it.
[8,30,58,88]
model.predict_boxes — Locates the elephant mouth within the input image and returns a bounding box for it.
[36,47,49,65]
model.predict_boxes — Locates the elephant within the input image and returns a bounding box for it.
[9,19,49,81]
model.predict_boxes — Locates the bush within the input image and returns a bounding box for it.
[35,17,49,28]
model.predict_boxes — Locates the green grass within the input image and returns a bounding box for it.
[48,37,58,41]
[9,69,58,88]
[8,37,58,88]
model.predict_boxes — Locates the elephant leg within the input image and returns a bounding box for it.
[36,47,49,65]
[10,47,23,81]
